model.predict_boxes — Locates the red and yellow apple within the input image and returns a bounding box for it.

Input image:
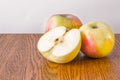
[45,14,82,32]
[79,22,115,58]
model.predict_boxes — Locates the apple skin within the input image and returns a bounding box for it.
[45,14,82,32]
[79,22,115,58]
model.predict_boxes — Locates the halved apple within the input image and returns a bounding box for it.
[37,26,81,63]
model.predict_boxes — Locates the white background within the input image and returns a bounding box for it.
[0,0,120,33]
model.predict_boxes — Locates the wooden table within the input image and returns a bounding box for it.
[0,34,120,80]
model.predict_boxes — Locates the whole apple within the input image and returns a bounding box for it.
[45,14,82,32]
[79,22,115,58]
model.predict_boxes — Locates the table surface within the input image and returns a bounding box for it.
[0,34,120,80]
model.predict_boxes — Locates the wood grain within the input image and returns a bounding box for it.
[0,34,120,80]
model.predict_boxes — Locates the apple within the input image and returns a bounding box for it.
[38,26,81,63]
[79,22,115,58]
[45,14,82,32]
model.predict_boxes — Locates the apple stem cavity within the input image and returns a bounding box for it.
[92,26,98,29]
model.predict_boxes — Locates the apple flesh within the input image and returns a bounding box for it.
[38,26,81,63]
[79,22,115,58]
[45,14,82,32]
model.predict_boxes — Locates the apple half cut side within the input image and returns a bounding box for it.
[37,26,81,63]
